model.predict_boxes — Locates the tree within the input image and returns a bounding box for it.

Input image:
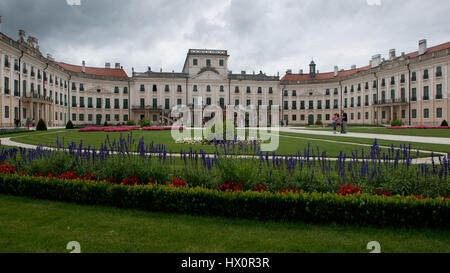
[66,120,74,129]
[441,120,448,127]
[36,119,47,131]
[139,118,152,128]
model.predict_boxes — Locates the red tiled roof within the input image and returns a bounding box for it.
[281,41,450,82]
[55,62,129,78]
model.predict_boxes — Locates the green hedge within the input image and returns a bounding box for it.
[0,173,448,228]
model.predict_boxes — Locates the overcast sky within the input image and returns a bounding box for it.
[1,0,449,77]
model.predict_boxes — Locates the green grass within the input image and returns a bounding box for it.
[279,131,450,155]
[7,129,437,158]
[298,127,450,138]
[0,194,449,253]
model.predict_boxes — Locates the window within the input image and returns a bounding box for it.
[365,112,369,120]
[436,84,443,99]
[344,98,348,108]
[72,113,76,121]
[412,109,417,119]
[4,106,9,118]
[258,87,262,94]
[206,85,211,92]
[424,108,429,118]
[152,85,157,92]
[423,69,429,80]
[193,59,198,66]
[88,97,93,108]
[177,85,182,92]
[96,98,102,109]
[317,100,322,110]
[326,89,330,96]
[79,97,85,108]
[334,88,338,95]
[206,59,211,67]
[140,98,145,108]
[140,84,145,92]
[177,98,182,105]
[309,100,314,110]
[14,80,19,96]
[71,96,77,107]
[412,72,417,81]
[381,79,386,87]
[269,87,273,94]
[220,85,224,92]
[79,83,84,91]
[4,77,9,94]
[390,76,395,85]
[193,85,198,92]
[123,99,128,109]
[350,97,354,108]
[219,98,225,107]
[437,108,443,118]
[401,74,405,83]
[325,100,330,109]
[284,101,289,110]
[436,66,442,77]
[365,82,369,90]
[235,99,239,106]
[402,110,406,119]
[390,90,395,101]
[301,115,305,121]
[292,90,297,96]
[219,59,224,66]
[292,101,297,110]
[318,114,322,121]
[114,99,119,109]
[165,99,170,110]
[114,115,119,122]
[357,96,361,107]
[292,115,297,121]
[164,85,169,92]
[358,112,361,120]
[123,87,128,94]
[246,99,251,106]
[365,95,369,106]
[124,115,129,122]
[382,111,386,119]
[258,100,262,106]
[207,98,212,106]
[412,88,417,101]
[300,101,305,110]
[79,114,84,121]
[235,86,239,93]
[55,112,58,121]
[358,84,361,91]
[106,114,110,122]
[4,55,9,67]
[152,99,157,108]
[105,98,110,109]
[423,86,429,100]
[401,88,406,100]
[247,87,251,94]
[326,114,330,121]
[334,99,339,109]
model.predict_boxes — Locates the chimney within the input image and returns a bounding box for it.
[148,66,151,71]
[371,54,381,68]
[389,49,396,60]
[105,62,111,69]
[286,69,292,74]
[334,66,339,77]
[299,69,303,74]
[82,60,86,73]
[351,65,356,70]
[309,61,316,79]
[0,16,2,33]
[115,63,120,69]
[241,70,246,74]
[419,39,427,55]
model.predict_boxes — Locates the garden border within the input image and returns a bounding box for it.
[0,174,448,228]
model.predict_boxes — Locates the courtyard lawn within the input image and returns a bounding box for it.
[279,131,450,154]
[6,129,440,158]
[0,194,449,253]
[296,127,450,138]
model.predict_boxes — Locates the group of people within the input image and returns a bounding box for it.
[331,111,348,134]
[14,118,36,130]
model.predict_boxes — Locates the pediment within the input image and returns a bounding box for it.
[191,70,226,81]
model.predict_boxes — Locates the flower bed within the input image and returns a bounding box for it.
[175,136,263,146]
[0,172,449,227]
[78,126,139,132]
[141,126,184,131]
[387,126,450,129]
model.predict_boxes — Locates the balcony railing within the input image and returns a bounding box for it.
[373,98,408,105]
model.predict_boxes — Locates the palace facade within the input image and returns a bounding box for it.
[0,18,449,127]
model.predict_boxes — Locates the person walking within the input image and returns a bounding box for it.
[332,113,338,134]
[26,118,31,130]
[341,111,348,134]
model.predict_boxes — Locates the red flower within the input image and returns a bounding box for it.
[0,163,16,174]
[217,180,242,192]
[121,175,140,186]
[337,184,363,196]
[81,173,97,181]
[278,187,301,194]
[169,177,187,188]
[253,184,267,193]
[148,178,155,185]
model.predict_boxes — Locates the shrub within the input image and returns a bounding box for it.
[139,118,152,128]
[441,120,448,127]
[0,173,448,228]
[126,120,136,126]
[315,120,323,126]
[390,120,403,127]
[36,119,47,131]
[104,121,109,127]
[65,120,74,130]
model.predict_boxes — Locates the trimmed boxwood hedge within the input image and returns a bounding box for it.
[0,173,449,228]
